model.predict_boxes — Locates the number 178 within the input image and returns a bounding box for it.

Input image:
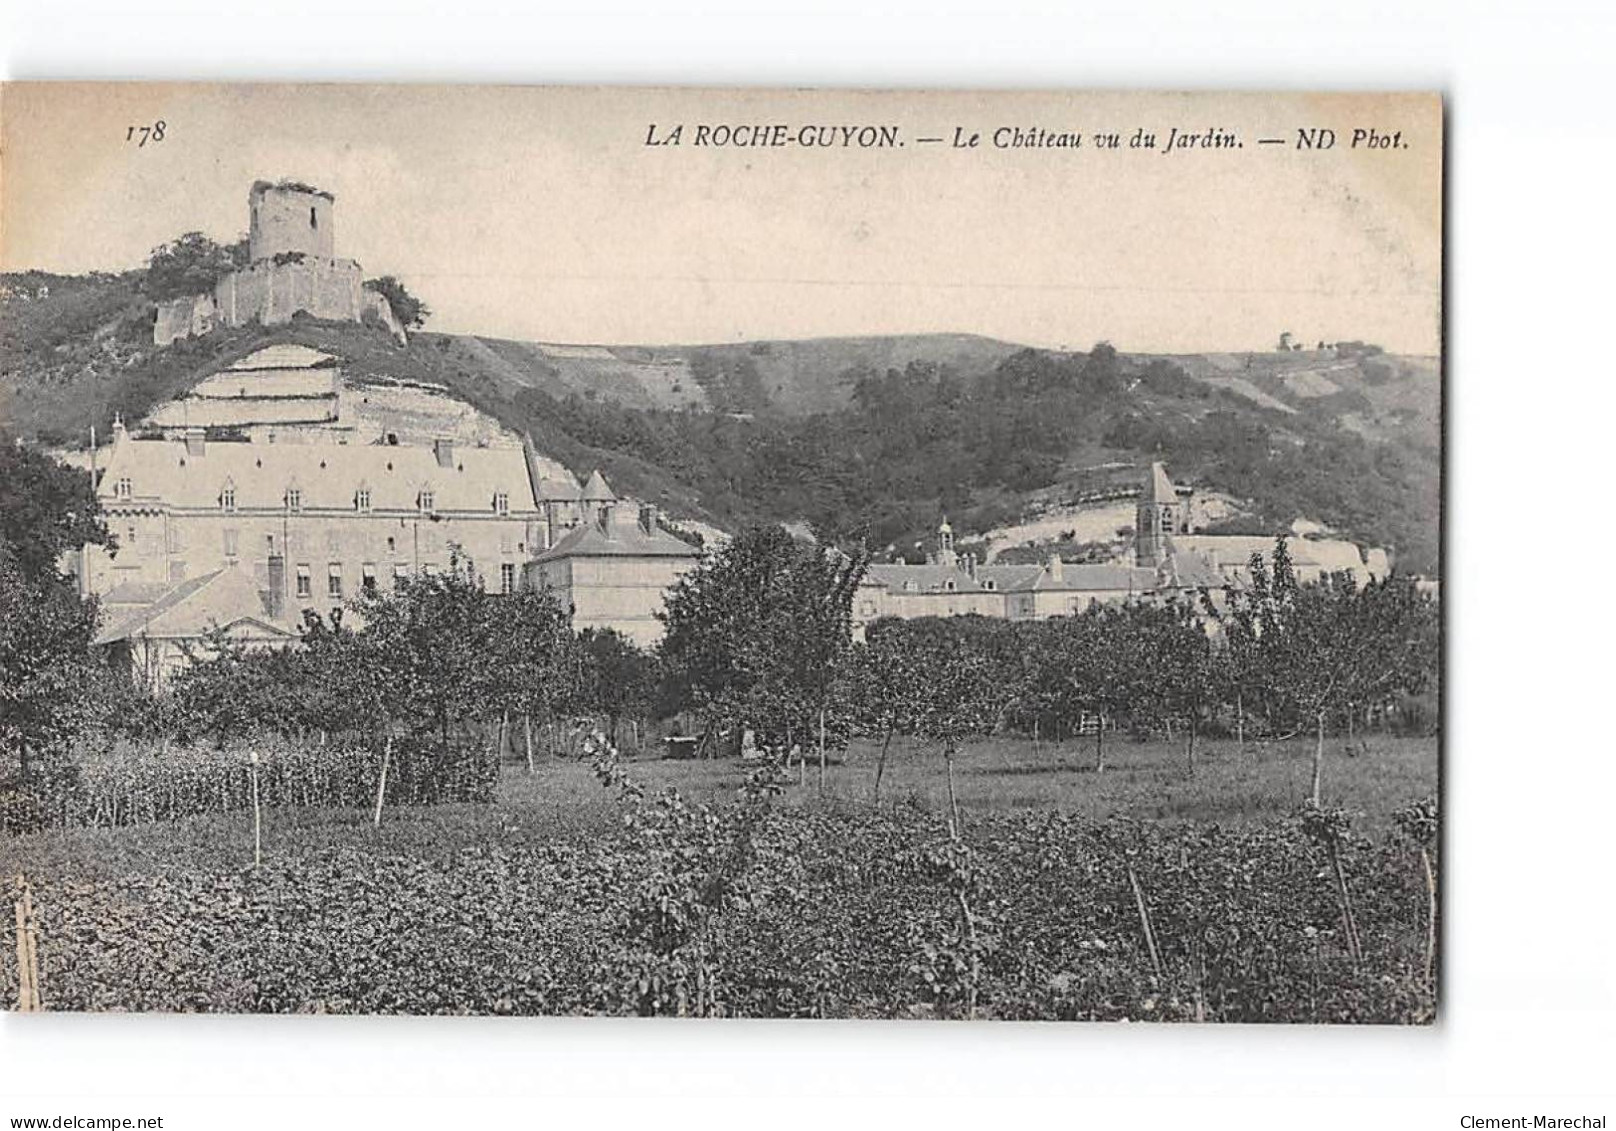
[126,121,167,146]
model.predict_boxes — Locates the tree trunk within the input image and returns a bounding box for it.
[1186,714,1197,775]
[523,714,534,774]
[1095,716,1105,774]
[874,727,895,803]
[817,708,827,796]
[1235,692,1245,754]
[1311,710,1326,807]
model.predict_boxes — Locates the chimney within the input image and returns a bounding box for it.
[433,438,454,469]
[639,503,658,536]
[965,552,977,579]
[1047,553,1064,584]
[597,502,616,538]
[266,554,286,622]
[184,426,206,458]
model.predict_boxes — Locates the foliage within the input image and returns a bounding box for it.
[659,526,866,751]
[0,443,115,782]
[363,276,430,329]
[1,800,1437,1021]
[145,232,249,302]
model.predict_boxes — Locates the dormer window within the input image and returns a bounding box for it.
[944,579,957,592]
[355,488,372,513]
[493,491,509,515]
[982,579,996,591]
[417,490,435,514]
[220,484,236,512]
[285,488,303,512]
[114,477,132,500]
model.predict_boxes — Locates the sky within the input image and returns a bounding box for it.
[1,85,1442,354]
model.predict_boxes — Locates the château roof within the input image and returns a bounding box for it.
[535,510,700,562]
[581,469,616,503]
[96,433,541,514]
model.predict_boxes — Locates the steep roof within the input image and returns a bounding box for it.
[1147,461,1178,504]
[94,566,294,645]
[97,433,541,514]
[535,510,700,562]
[580,469,616,503]
[522,437,583,502]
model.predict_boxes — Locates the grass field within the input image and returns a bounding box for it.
[2,731,1437,882]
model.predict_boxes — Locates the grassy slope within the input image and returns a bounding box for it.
[2,269,1439,567]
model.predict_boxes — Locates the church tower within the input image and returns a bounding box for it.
[1134,462,1183,567]
[936,518,958,569]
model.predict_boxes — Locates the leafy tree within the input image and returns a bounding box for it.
[0,441,110,583]
[577,628,656,746]
[363,275,430,329]
[0,442,113,781]
[145,231,248,301]
[1229,539,1439,804]
[658,526,866,759]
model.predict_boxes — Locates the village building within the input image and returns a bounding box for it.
[852,462,1386,636]
[523,474,702,648]
[93,565,298,693]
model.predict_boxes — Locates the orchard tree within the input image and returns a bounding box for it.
[1129,598,1221,774]
[659,525,866,761]
[578,628,657,749]
[1231,539,1439,805]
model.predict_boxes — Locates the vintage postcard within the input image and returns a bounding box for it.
[1,85,1441,1020]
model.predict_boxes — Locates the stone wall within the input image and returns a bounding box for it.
[155,258,406,346]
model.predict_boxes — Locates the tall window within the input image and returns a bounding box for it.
[493,492,509,515]
[418,490,435,514]
[220,485,236,512]
[285,487,303,512]
[362,563,377,592]
[295,564,312,599]
[327,563,343,598]
[223,528,238,557]
[114,477,132,500]
[393,563,409,588]
[355,488,371,513]
[500,562,516,595]
[386,536,396,554]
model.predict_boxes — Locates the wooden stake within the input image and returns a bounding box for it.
[249,752,262,869]
[1421,846,1438,985]
[14,875,41,1012]
[373,736,392,827]
[1125,861,1163,980]
[523,715,535,774]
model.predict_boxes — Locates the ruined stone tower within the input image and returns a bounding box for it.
[248,180,336,262]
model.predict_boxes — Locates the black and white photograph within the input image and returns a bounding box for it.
[0,84,1447,1026]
